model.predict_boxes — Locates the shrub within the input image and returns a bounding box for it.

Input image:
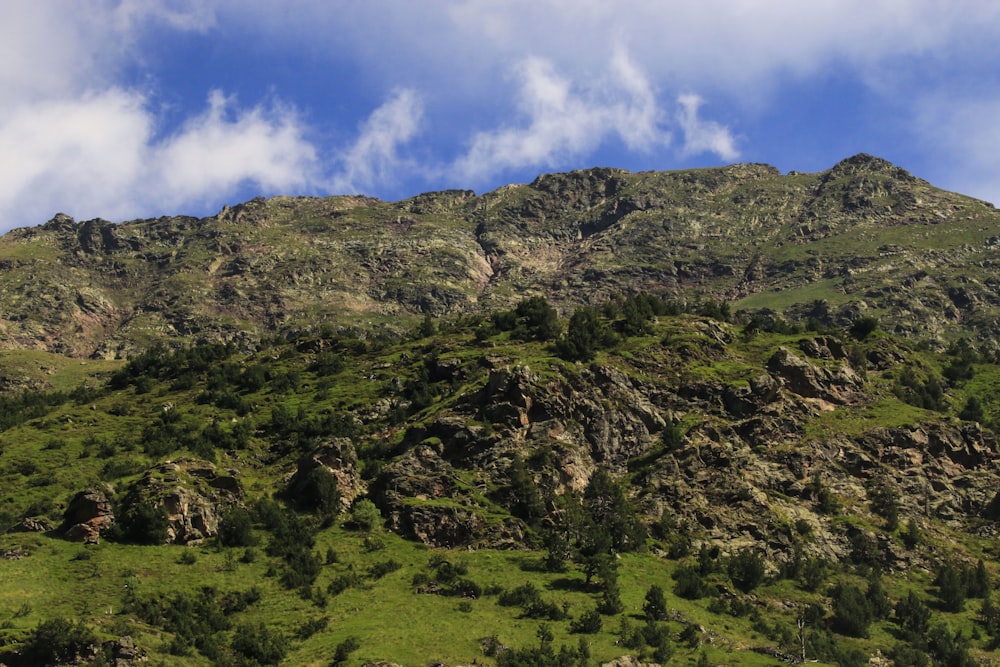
[21,617,97,666]
[569,607,602,634]
[231,622,287,665]
[728,548,766,593]
[333,636,361,665]
[643,584,668,621]
[831,582,873,638]
[217,507,256,547]
[349,498,382,531]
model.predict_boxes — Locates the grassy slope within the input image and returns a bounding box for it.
[0,311,998,665]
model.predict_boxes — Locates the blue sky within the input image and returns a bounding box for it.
[2,1,1000,232]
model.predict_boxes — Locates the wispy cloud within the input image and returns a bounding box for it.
[451,54,674,183]
[151,90,318,209]
[0,2,319,228]
[676,94,739,161]
[328,89,424,195]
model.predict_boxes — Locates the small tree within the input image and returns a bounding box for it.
[569,606,602,634]
[217,507,256,547]
[895,590,931,642]
[831,582,873,638]
[728,548,766,593]
[349,498,381,531]
[643,584,668,621]
[936,562,967,613]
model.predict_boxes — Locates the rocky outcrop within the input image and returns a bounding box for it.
[286,438,364,510]
[8,517,54,533]
[766,346,864,404]
[122,459,243,545]
[61,488,115,543]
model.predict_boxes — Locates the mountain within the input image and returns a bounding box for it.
[1,155,1000,666]
[1,153,998,360]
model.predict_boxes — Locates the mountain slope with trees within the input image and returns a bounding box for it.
[1,157,1000,665]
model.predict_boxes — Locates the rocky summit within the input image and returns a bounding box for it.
[0,154,998,359]
[2,156,1000,666]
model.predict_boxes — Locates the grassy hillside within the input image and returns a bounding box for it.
[1,294,999,666]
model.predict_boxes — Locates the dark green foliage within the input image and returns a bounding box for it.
[888,644,930,667]
[799,557,828,592]
[926,623,977,667]
[959,396,985,422]
[895,590,931,642]
[727,548,766,593]
[115,497,170,545]
[512,296,561,341]
[0,389,71,432]
[288,467,340,516]
[296,616,329,640]
[368,559,402,579]
[980,593,1000,639]
[542,528,570,573]
[327,573,363,596]
[131,586,261,662]
[967,559,991,598]
[847,530,881,569]
[901,517,922,549]
[866,475,900,530]
[19,617,97,666]
[660,421,685,451]
[893,366,946,411]
[643,584,668,621]
[807,475,841,514]
[830,582,873,638]
[581,468,645,553]
[508,455,546,524]
[866,575,893,620]
[217,507,256,547]
[673,564,711,599]
[849,316,879,340]
[332,636,361,665]
[231,622,288,665]
[569,607,602,634]
[935,562,967,612]
[556,306,617,362]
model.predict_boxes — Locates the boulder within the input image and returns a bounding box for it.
[122,459,244,545]
[8,516,54,533]
[61,488,115,543]
[286,438,363,510]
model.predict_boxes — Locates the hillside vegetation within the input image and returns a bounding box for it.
[1,291,1000,665]
[2,155,1000,666]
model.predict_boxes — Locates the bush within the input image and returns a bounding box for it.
[231,622,287,665]
[349,498,382,531]
[21,617,97,666]
[217,507,256,547]
[333,636,361,664]
[569,607,602,634]
[643,584,668,621]
[831,582,873,638]
[728,548,766,593]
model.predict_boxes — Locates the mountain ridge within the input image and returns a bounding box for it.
[1,153,997,360]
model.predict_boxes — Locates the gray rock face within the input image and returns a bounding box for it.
[286,438,364,510]
[123,459,244,545]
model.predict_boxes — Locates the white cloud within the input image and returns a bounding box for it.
[451,54,673,182]
[0,89,151,227]
[912,95,1000,205]
[328,89,424,195]
[152,91,318,209]
[0,2,319,230]
[676,94,739,161]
